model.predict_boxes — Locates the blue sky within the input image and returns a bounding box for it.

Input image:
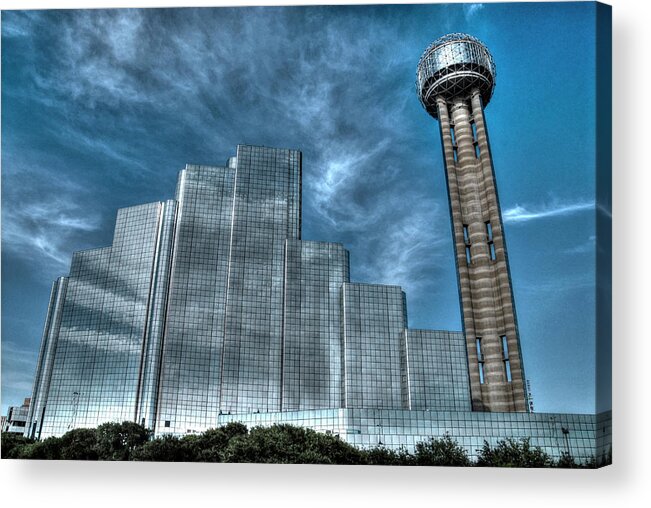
[1,3,607,416]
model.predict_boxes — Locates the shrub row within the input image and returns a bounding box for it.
[1,422,609,467]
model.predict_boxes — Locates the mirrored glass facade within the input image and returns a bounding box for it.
[216,408,612,463]
[342,283,409,409]
[154,164,235,434]
[37,203,164,437]
[219,146,301,416]
[283,240,349,411]
[25,144,610,462]
[407,330,472,411]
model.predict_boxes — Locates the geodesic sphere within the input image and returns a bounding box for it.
[416,33,496,119]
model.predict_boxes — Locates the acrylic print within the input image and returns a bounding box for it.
[1,2,612,467]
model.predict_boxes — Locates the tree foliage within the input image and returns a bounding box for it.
[414,434,471,466]
[95,421,151,460]
[59,428,99,460]
[475,438,553,468]
[182,422,249,462]
[1,423,608,468]
[555,451,583,468]
[364,445,413,466]
[0,433,35,459]
[131,435,190,462]
[17,436,63,460]
[221,424,364,464]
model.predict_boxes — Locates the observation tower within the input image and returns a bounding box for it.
[416,33,528,412]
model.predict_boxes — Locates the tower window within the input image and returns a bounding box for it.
[465,245,472,265]
[501,335,512,382]
[476,338,485,384]
[472,121,480,159]
[450,124,458,163]
[501,335,509,358]
[486,222,495,260]
[463,224,470,244]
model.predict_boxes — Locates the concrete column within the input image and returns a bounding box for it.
[470,90,527,411]
[436,92,527,412]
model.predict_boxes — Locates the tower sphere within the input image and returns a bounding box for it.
[416,33,496,119]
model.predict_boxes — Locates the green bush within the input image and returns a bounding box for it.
[476,438,553,468]
[222,424,364,464]
[59,428,99,460]
[414,435,471,467]
[94,421,150,461]
[17,436,63,460]
[131,435,190,462]
[181,422,249,462]
[364,445,413,466]
[555,451,582,468]
[1,433,35,459]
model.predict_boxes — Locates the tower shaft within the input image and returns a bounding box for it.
[437,90,527,412]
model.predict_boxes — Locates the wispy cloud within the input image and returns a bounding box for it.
[0,10,40,38]
[503,199,594,224]
[563,235,596,255]
[518,273,594,294]
[2,162,102,271]
[358,198,449,291]
[3,203,101,268]
[1,341,39,402]
[2,341,39,368]
[310,141,393,229]
[463,3,485,21]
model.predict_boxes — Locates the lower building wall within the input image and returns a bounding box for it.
[342,283,409,409]
[407,330,472,411]
[211,408,612,463]
[282,240,349,410]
